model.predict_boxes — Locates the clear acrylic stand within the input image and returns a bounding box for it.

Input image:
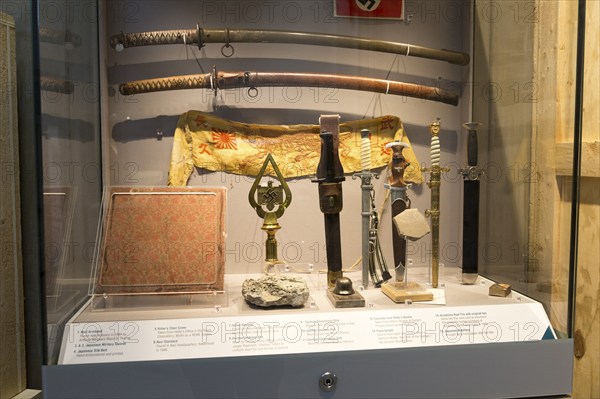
[90,290,228,312]
[89,186,228,312]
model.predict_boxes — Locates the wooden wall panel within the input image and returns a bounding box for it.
[538,0,600,396]
[572,1,600,397]
[532,0,575,334]
[532,2,599,397]
[555,141,600,178]
[573,179,600,399]
[0,11,26,398]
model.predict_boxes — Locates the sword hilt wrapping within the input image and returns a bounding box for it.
[359,128,373,288]
[431,135,440,167]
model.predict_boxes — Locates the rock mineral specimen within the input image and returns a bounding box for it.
[242,275,310,307]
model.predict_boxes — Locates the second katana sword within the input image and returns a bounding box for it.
[119,69,459,106]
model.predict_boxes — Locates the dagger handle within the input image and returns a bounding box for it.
[315,132,345,183]
[431,134,440,167]
[360,129,371,171]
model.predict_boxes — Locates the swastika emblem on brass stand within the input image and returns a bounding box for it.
[248,154,292,263]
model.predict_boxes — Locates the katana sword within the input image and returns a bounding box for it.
[384,141,411,282]
[119,68,459,106]
[110,26,470,66]
[460,122,482,284]
[313,115,345,288]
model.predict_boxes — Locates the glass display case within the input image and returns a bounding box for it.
[5,0,585,397]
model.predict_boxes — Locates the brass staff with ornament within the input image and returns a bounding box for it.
[248,154,292,264]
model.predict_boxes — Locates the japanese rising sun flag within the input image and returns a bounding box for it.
[167,111,422,186]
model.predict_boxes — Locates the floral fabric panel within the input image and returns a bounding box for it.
[96,186,226,294]
[168,111,423,186]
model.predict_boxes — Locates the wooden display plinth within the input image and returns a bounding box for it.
[381,281,433,303]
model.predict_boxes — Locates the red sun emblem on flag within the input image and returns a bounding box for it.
[380,142,392,156]
[212,129,238,150]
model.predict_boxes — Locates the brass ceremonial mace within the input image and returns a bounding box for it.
[248,154,292,263]
[423,120,446,288]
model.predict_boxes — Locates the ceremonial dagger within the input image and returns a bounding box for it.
[356,129,375,288]
[110,26,470,66]
[384,141,411,282]
[313,116,345,288]
[424,120,446,288]
[353,129,391,288]
[119,69,459,106]
[460,122,482,284]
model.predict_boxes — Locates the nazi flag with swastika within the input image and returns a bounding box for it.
[334,0,404,20]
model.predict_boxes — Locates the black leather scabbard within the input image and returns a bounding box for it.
[461,123,481,283]
[462,180,479,275]
[314,115,345,288]
[324,214,343,274]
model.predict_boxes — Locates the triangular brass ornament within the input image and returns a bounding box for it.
[248,154,292,262]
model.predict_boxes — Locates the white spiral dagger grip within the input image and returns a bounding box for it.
[360,129,371,171]
[431,135,440,167]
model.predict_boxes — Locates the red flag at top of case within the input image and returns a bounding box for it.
[334,0,404,20]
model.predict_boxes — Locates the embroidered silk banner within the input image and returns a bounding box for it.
[168,111,423,186]
[95,186,226,294]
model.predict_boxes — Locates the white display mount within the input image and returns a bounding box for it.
[58,266,555,365]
